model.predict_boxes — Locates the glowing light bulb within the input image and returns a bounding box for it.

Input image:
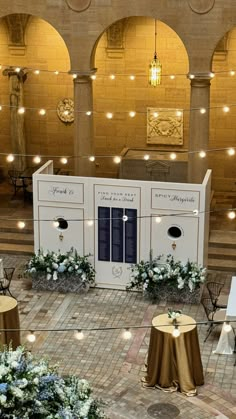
[223,106,230,113]
[129,75,135,80]
[223,322,232,332]
[86,111,92,116]
[54,71,59,75]
[172,326,180,338]
[113,156,121,164]
[18,107,25,114]
[153,112,159,118]
[27,332,36,343]
[189,74,195,79]
[230,70,235,76]
[106,112,113,119]
[91,75,96,80]
[144,154,150,161]
[34,70,40,75]
[122,215,128,222]
[39,109,46,116]
[15,67,21,73]
[227,148,235,156]
[74,330,84,340]
[72,74,77,79]
[89,156,95,162]
[6,154,14,162]
[170,75,175,80]
[17,221,25,229]
[0,105,2,111]
[228,211,236,220]
[155,216,162,224]
[199,151,206,158]
[209,72,215,78]
[170,153,177,160]
[60,157,68,165]
[200,108,206,114]
[129,111,136,118]
[64,110,69,116]
[110,74,116,80]
[33,156,41,164]
[87,220,94,227]
[176,110,182,117]
[123,329,132,340]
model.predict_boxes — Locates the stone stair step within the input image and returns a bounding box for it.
[208,246,236,260]
[207,258,236,272]
[209,230,236,246]
[0,231,34,245]
[0,242,34,255]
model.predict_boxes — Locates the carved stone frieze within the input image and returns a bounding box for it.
[4,14,29,55]
[106,20,127,58]
[147,108,183,145]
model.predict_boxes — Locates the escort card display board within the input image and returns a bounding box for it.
[33,161,211,289]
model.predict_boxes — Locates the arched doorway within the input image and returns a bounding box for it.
[92,17,190,180]
[0,14,73,174]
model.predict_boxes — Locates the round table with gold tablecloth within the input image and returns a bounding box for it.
[143,314,204,396]
[0,296,21,349]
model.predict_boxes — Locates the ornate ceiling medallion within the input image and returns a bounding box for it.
[188,0,215,14]
[65,0,91,12]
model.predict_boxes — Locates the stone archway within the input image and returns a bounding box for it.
[91,16,190,180]
[0,14,72,173]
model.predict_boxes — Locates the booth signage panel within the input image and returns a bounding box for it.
[94,184,140,288]
[38,180,84,204]
[151,188,199,211]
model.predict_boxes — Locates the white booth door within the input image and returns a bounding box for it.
[150,215,199,262]
[38,206,84,254]
[94,185,141,289]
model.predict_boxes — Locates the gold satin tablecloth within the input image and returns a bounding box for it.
[143,314,204,395]
[0,296,21,349]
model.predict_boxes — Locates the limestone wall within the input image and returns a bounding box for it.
[0,1,236,189]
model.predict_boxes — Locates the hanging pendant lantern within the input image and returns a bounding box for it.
[149,20,162,86]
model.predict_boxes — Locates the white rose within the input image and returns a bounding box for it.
[0,394,7,405]
[11,361,18,369]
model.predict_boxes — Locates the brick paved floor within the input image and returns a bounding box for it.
[1,253,236,418]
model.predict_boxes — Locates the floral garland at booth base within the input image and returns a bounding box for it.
[127,254,207,303]
[25,249,96,293]
[0,346,106,419]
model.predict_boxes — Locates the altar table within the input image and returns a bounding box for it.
[142,314,204,396]
[214,277,236,355]
[0,296,21,349]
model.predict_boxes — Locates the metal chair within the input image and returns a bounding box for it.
[206,281,228,311]
[201,297,226,342]
[0,268,15,299]
[8,170,25,196]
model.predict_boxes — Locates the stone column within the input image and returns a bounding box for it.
[188,74,211,183]
[73,72,95,176]
[3,67,27,171]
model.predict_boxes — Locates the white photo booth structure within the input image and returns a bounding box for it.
[33,161,211,290]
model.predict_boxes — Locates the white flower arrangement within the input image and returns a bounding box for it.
[0,346,106,418]
[25,248,95,286]
[167,308,182,320]
[127,253,206,301]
